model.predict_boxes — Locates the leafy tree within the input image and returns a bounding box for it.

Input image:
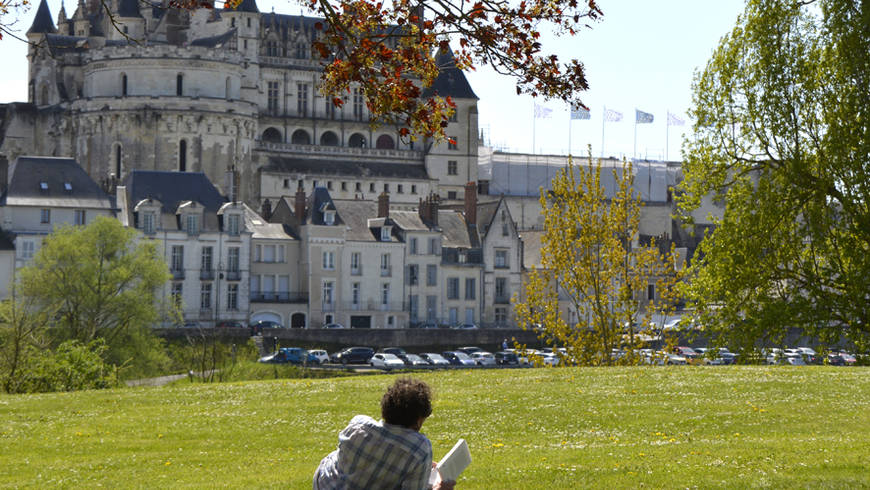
[16,216,173,374]
[678,0,870,352]
[516,155,681,365]
[0,287,52,393]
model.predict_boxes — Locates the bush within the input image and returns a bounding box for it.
[23,340,118,393]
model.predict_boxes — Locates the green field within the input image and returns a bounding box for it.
[2,366,869,488]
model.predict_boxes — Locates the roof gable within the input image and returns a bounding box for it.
[421,48,478,100]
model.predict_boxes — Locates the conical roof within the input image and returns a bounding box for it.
[234,0,259,13]
[118,0,143,18]
[27,0,57,35]
[422,47,478,100]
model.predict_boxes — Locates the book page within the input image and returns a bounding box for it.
[436,439,471,482]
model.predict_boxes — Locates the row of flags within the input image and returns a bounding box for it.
[537,103,687,126]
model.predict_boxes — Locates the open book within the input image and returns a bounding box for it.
[429,439,471,485]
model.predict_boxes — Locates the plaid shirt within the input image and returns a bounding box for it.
[313,415,433,490]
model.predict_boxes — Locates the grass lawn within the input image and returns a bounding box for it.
[2,366,869,488]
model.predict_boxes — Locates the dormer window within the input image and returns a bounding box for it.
[39,182,48,191]
[380,226,391,241]
[142,212,156,234]
[227,214,240,236]
[324,210,336,225]
[64,182,72,191]
[185,214,199,235]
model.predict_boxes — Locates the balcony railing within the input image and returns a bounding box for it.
[226,270,241,281]
[200,269,215,280]
[494,295,512,304]
[340,300,406,312]
[171,269,185,280]
[249,292,309,303]
[380,265,392,277]
[350,266,362,276]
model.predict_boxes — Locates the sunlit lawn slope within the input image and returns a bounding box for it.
[2,366,869,488]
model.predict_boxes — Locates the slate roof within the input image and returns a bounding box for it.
[390,210,432,232]
[421,48,478,100]
[27,0,57,35]
[121,170,227,214]
[118,0,143,18]
[438,210,473,248]
[243,204,296,240]
[263,156,430,180]
[332,200,379,241]
[308,187,341,226]
[232,0,259,13]
[476,199,501,232]
[1,156,113,209]
[191,29,236,48]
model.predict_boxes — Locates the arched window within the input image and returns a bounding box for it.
[291,129,311,145]
[179,139,187,172]
[115,145,122,178]
[121,73,128,96]
[176,74,183,96]
[319,131,339,147]
[348,133,366,148]
[375,134,395,149]
[262,127,282,143]
[40,85,49,105]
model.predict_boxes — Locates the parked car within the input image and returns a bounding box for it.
[258,347,318,365]
[370,353,406,369]
[765,348,785,365]
[673,346,700,364]
[494,351,520,365]
[442,351,476,367]
[795,347,819,364]
[783,351,806,365]
[401,353,431,367]
[471,351,497,366]
[452,323,479,330]
[456,346,484,355]
[216,320,245,328]
[308,349,329,364]
[330,347,375,365]
[540,352,560,367]
[420,353,450,366]
[323,323,346,329]
[413,322,440,329]
[381,347,408,357]
[693,347,722,365]
[250,320,284,330]
[836,352,857,365]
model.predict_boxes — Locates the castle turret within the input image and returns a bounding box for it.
[26,0,57,40]
[113,0,145,40]
[57,1,70,35]
[72,0,90,37]
[223,0,260,102]
[422,47,480,200]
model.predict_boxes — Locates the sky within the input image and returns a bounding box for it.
[0,0,746,162]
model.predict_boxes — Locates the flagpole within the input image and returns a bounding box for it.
[633,112,638,159]
[600,105,606,158]
[532,102,536,155]
[568,114,572,156]
[666,111,670,161]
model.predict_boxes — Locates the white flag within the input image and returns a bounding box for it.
[667,112,685,126]
[534,103,553,119]
[604,109,623,122]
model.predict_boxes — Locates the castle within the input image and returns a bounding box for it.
[2,0,478,207]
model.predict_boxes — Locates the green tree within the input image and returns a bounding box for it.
[16,216,172,375]
[516,155,681,365]
[0,287,52,393]
[678,0,870,352]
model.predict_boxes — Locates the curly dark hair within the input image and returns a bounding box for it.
[381,377,433,428]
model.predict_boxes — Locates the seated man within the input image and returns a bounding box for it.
[313,377,455,490]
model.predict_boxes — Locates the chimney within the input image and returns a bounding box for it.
[464,182,477,225]
[429,193,439,227]
[261,198,272,221]
[377,191,390,218]
[294,186,306,222]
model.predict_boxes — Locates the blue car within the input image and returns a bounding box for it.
[442,351,476,367]
[258,347,319,365]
